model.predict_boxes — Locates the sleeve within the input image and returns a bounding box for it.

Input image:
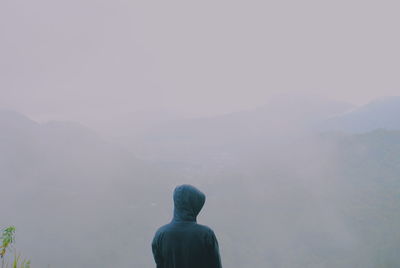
[151,231,163,268]
[206,229,222,268]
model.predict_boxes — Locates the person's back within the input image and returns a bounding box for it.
[152,185,222,268]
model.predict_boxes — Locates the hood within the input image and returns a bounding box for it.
[173,184,206,222]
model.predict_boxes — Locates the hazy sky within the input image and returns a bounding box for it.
[1,0,399,127]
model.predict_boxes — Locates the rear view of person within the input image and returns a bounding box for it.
[152,184,222,268]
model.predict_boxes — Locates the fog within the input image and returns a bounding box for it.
[2,0,400,129]
[1,1,400,267]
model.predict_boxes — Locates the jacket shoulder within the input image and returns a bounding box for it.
[153,223,171,237]
[195,223,216,235]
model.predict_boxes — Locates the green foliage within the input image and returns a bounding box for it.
[12,253,30,268]
[1,226,16,259]
[0,227,30,268]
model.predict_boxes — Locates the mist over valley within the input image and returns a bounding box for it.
[2,96,400,267]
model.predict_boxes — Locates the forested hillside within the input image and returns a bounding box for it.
[1,102,400,267]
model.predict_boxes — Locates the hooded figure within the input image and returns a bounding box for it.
[152,185,222,268]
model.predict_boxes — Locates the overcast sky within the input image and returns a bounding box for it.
[1,0,399,130]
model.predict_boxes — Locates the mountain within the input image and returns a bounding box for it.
[321,96,400,133]
[132,95,353,164]
[0,110,174,268]
[3,107,400,267]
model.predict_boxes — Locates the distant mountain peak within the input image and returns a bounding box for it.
[321,96,400,133]
[0,109,40,130]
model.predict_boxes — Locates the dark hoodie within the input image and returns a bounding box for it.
[152,185,222,268]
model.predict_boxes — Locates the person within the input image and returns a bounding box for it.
[151,184,222,268]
